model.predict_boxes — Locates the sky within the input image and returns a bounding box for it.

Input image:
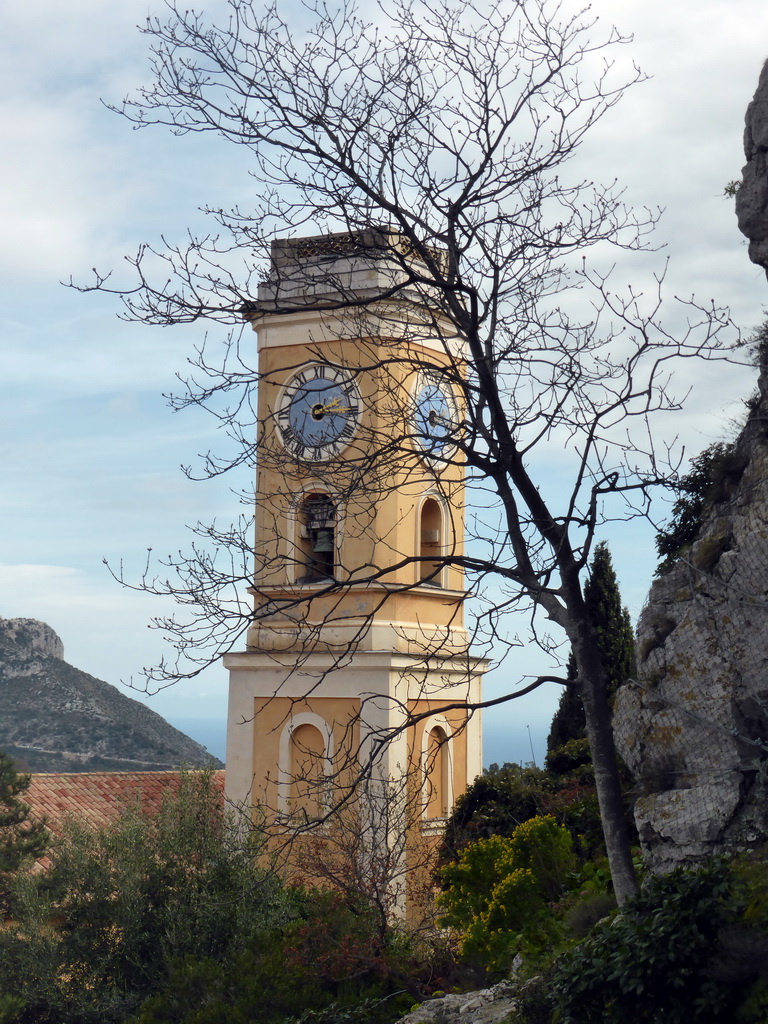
[1,0,768,767]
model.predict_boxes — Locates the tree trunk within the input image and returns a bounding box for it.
[574,631,638,906]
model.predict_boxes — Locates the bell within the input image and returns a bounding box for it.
[312,528,334,553]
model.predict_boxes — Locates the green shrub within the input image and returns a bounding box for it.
[562,891,615,938]
[438,816,576,972]
[439,756,615,869]
[0,770,297,1024]
[544,738,592,777]
[440,763,551,862]
[131,893,416,1024]
[550,860,758,1023]
[655,442,744,574]
[506,815,578,901]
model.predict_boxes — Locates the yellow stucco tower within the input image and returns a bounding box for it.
[224,230,485,914]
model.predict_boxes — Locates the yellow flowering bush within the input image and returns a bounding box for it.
[506,814,577,900]
[437,816,576,971]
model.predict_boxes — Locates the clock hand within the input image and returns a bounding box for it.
[312,396,352,417]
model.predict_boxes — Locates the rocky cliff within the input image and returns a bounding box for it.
[616,61,768,874]
[0,618,221,772]
[736,59,768,275]
[614,358,768,872]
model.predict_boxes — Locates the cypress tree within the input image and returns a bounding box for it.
[547,542,635,758]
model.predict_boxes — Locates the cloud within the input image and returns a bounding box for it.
[3,0,768,749]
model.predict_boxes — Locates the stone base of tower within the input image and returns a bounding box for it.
[224,647,485,920]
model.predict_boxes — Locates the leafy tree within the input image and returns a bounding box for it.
[547,655,585,756]
[547,542,635,755]
[78,0,739,904]
[0,770,424,1024]
[0,751,48,908]
[441,757,606,870]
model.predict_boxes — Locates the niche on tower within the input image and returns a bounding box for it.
[422,717,454,820]
[419,496,444,587]
[296,492,337,584]
[278,712,334,820]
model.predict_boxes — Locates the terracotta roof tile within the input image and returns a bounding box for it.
[26,770,226,833]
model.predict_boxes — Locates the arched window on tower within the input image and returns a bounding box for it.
[288,721,327,820]
[296,493,336,584]
[424,724,451,819]
[419,497,443,586]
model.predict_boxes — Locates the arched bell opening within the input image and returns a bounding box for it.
[296,492,336,584]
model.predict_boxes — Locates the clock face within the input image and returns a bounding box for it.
[276,364,361,461]
[413,373,458,459]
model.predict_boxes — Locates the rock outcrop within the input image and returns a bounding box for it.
[0,618,221,772]
[736,60,768,275]
[614,358,768,873]
[397,982,519,1024]
[0,618,64,663]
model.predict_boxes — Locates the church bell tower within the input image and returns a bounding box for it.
[224,230,486,910]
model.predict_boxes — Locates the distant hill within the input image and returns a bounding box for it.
[0,618,222,772]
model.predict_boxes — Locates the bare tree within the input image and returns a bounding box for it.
[290,774,442,940]
[78,0,737,905]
